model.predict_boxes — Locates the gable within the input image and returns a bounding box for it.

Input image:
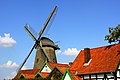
[46,67,63,80]
[64,73,72,80]
[34,73,43,79]
[62,69,73,80]
[19,74,26,79]
[41,64,52,73]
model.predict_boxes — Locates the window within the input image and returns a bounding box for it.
[36,58,39,63]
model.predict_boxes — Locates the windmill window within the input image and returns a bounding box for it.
[36,58,39,63]
[53,58,55,62]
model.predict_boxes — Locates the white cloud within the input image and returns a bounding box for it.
[6,71,17,79]
[0,60,19,68]
[5,65,27,79]
[0,60,28,79]
[62,48,80,56]
[0,33,16,47]
[56,50,62,54]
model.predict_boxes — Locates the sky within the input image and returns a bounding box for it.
[0,0,120,79]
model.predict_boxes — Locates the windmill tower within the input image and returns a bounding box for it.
[17,6,59,73]
[34,37,60,68]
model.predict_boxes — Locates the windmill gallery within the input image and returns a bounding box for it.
[13,6,120,80]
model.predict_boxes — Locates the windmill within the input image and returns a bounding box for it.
[17,6,59,74]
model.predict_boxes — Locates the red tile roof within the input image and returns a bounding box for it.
[69,70,82,80]
[47,62,69,68]
[23,73,35,79]
[47,62,70,73]
[14,62,69,79]
[70,43,120,75]
[40,72,49,78]
[14,69,40,79]
[71,75,82,80]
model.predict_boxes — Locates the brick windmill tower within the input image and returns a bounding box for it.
[17,6,59,73]
[34,37,60,69]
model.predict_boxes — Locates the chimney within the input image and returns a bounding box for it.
[84,48,91,63]
[69,62,73,67]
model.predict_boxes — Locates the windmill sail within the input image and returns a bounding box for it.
[17,6,58,74]
[39,41,51,61]
[38,6,57,39]
[17,43,36,73]
[42,6,58,36]
[24,24,38,41]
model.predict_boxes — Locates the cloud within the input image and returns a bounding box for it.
[0,33,16,47]
[0,60,28,79]
[62,48,80,56]
[5,65,27,79]
[6,71,17,79]
[56,50,62,54]
[6,66,27,79]
[0,60,19,68]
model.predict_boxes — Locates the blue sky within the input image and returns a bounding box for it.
[0,0,120,79]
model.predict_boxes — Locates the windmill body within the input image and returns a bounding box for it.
[34,37,60,69]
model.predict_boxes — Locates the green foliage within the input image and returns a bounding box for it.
[105,24,120,44]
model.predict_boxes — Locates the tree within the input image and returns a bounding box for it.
[105,24,120,44]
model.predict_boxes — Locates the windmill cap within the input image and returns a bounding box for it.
[40,37,60,50]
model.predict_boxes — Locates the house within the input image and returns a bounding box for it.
[14,69,41,79]
[14,43,120,80]
[62,69,82,80]
[37,62,70,80]
[70,43,120,80]
[40,62,69,73]
[14,62,69,80]
[46,67,66,80]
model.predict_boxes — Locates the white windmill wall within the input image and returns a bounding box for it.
[41,64,52,73]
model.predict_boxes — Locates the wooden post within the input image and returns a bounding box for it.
[89,75,91,80]
[95,74,97,80]
[83,75,84,80]
[104,74,107,80]
[113,72,117,80]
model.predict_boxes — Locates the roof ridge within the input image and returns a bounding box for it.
[90,43,118,50]
[48,61,68,65]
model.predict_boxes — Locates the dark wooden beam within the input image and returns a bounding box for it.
[95,74,97,80]
[113,72,117,80]
[89,75,91,80]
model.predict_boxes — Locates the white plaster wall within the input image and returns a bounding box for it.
[64,73,72,80]
[97,74,104,78]
[91,75,96,78]
[117,71,120,77]
[107,73,114,78]
[85,74,104,79]
[41,64,52,73]
[118,64,120,69]
[84,75,89,79]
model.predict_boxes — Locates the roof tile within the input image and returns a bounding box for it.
[70,43,120,75]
